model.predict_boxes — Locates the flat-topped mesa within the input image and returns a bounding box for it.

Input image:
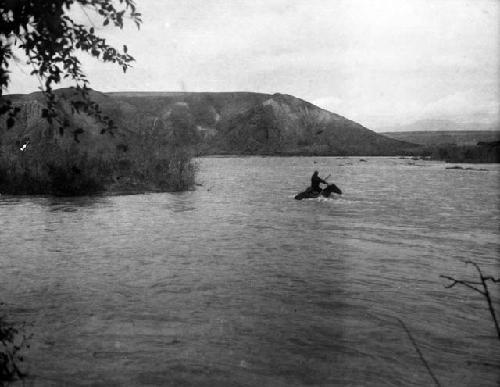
[2,88,416,156]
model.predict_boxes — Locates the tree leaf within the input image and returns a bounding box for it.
[7,116,15,128]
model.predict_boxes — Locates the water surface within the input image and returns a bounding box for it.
[1,157,499,386]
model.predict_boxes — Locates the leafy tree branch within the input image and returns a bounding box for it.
[0,0,142,130]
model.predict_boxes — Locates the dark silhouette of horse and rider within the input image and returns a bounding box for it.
[294,170,342,200]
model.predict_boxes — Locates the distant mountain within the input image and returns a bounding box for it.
[381,130,500,147]
[2,89,415,156]
[378,119,499,133]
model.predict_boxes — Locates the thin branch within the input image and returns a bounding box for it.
[467,261,485,280]
[439,275,485,295]
[397,318,441,387]
[79,4,96,28]
[466,261,500,282]
[440,262,500,340]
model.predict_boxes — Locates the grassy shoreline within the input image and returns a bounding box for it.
[0,142,197,197]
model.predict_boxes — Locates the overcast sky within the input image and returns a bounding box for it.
[7,0,499,129]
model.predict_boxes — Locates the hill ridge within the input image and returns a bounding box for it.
[2,88,416,156]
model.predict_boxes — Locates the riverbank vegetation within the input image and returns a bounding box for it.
[1,93,197,197]
[0,0,178,197]
[0,139,196,196]
[403,141,500,163]
[428,142,500,163]
[0,309,30,384]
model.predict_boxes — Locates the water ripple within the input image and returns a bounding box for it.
[1,157,499,386]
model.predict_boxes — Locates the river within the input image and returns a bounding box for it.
[1,156,499,386]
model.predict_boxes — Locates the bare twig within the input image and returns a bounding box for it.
[440,261,500,340]
[79,4,97,28]
[439,275,483,294]
[397,318,441,387]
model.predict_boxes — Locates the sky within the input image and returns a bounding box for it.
[6,0,500,129]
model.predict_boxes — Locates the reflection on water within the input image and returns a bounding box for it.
[45,196,112,212]
[0,157,499,386]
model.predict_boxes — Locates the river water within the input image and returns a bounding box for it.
[1,157,499,386]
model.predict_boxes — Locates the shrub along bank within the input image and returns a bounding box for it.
[0,140,196,196]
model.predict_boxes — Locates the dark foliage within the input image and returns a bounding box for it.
[0,311,30,384]
[0,137,196,196]
[0,0,142,129]
[404,142,500,163]
[431,143,500,163]
[0,144,106,195]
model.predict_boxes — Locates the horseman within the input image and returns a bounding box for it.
[310,171,327,193]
